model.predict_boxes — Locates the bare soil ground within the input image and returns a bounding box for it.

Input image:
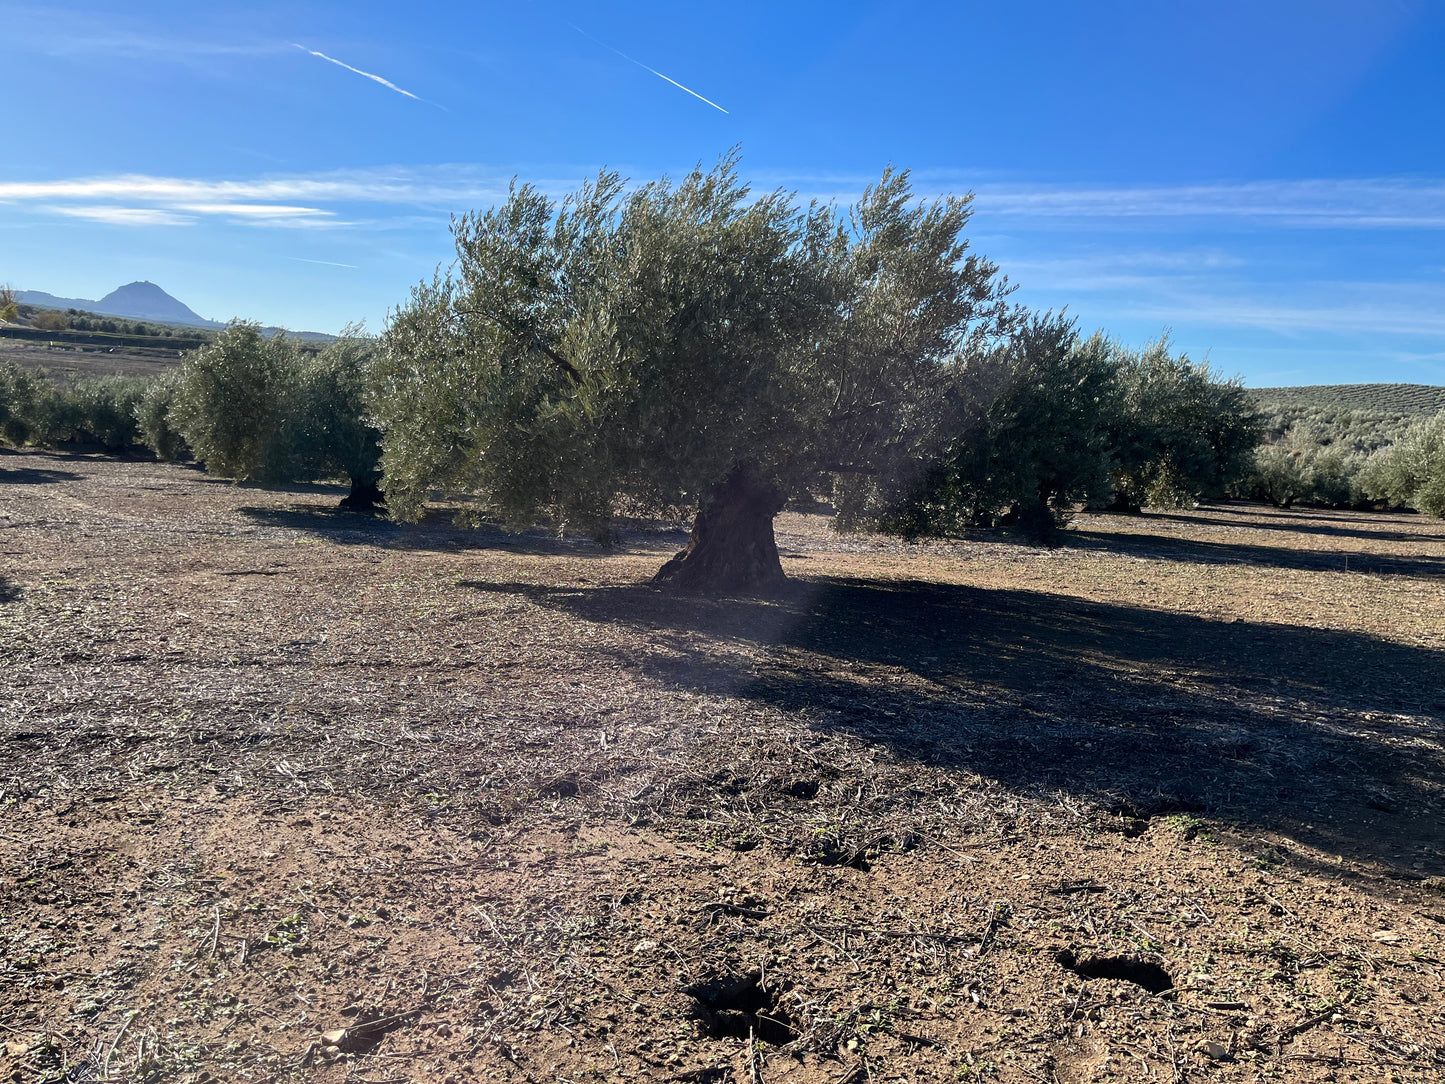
[0,340,185,381]
[2,450,1444,1084]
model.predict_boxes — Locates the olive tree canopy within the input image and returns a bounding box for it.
[173,323,384,507]
[372,154,1011,593]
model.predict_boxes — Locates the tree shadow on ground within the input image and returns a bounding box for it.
[1136,503,1437,546]
[463,575,1445,875]
[0,465,83,485]
[239,503,684,558]
[1064,527,1445,577]
[198,475,342,494]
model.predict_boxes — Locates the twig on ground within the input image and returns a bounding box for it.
[102,1010,137,1077]
[206,905,221,958]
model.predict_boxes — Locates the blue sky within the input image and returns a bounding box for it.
[3,0,1443,386]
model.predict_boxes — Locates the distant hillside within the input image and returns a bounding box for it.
[16,281,336,342]
[18,281,220,329]
[1250,383,1445,416]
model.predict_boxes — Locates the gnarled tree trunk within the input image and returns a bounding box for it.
[653,464,787,596]
[339,475,386,512]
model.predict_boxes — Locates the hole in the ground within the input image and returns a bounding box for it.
[538,771,583,798]
[684,970,795,1045]
[785,779,820,800]
[1056,949,1173,994]
[805,843,871,870]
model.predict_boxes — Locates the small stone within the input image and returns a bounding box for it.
[1203,1041,1229,1060]
[1372,930,1402,943]
[320,1029,348,1046]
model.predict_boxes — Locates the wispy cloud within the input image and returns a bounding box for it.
[0,167,516,208]
[47,206,192,226]
[292,43,422,102]
[968,179,1445,229]
[42,33,279,59]
[1115,296,1445,338]
[175,202,333,220]
[4,6,279,60]
[29,195,342,229]
[9,167,1445,346]
[1001,246,1445,340]
[568,23,727,114]
[8,167,1445,246]
[761,172,1445,230]
[997,249,1249,293]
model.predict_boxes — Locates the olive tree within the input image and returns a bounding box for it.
[172,323,296,480]
[869,314,1116,540]
[135,370,189,461]
[1102,340,1260,511]
[287,334,385,508]
[172,322,383,506]
[0,362,45,445]
[373,155,1010,593]
[1360,411,1445,517]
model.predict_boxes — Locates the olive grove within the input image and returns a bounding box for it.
[371,155,1263,592]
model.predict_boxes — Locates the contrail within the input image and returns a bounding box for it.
[568,24,728,114]
[292,43,420,101]
[289,257,358,269]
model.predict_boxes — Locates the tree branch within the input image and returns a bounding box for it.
[455,306,584,387]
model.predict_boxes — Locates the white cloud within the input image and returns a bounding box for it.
[1114,296,1445,338]
[46,206,192,226]
[4,6,282,60]
[997,250,1250,293]
[35,198,342,229]
[175,202,332,218]
[0,167,517,208]
[172,202,341,227]
[8,168,1445,345]
[757,172,1445,229]
[11,168,1442,228]
[968,179,1445,229]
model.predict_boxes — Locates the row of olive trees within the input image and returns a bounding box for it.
[1244,406,1445,513]
[1,329,383,508]
[1245,405,1417,509]
[146,324,384,507]
[869,322,1260,540]
[0,363,154,451]
[9,158,1374,598]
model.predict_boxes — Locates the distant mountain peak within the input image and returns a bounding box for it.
[15,282,334,339]
[17,282,219,329]
[94,281,213,326]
